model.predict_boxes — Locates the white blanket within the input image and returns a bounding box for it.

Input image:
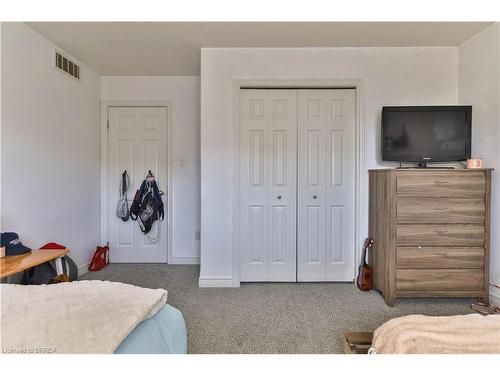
[0,280,167,354]
[371,314,500,354]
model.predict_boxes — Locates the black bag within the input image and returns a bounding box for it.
[20,255,78,285]
[129,189,142,220]
[130,179,164,235]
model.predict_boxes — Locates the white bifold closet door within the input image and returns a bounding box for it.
[297,89,356,281]
[240,90,298,281]
[239,88,355,282]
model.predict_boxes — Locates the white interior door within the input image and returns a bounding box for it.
[108,107,168,263]
[240,90,297,281]
[297,89,356,281]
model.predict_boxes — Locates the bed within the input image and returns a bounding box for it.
[369,314,500,354]
[115,304,187,354]
[1,280,187,354]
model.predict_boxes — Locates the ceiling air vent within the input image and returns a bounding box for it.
[54,50,80,80]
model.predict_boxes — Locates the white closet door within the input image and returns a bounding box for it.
[325,90,356,280]
[108,107,168,263]
[297,90,328,280]
[240,89,297,281]
[298,89,356,281]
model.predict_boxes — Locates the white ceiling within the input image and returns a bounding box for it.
[26,22,492,76]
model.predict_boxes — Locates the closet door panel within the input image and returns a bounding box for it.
[240,91,269,281]
[240,89,297,281]
[297,89,356,281]
[268,92,297,281]
[325,90,356,280]
[297,90,328,281]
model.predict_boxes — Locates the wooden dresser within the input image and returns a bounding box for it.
[368,168,492,306]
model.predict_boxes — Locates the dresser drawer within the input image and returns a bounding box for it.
[397,224,484,247]
[397,198,485,224]
[396,171,485,197]
[397,247,484,268]
[396,268,483,291]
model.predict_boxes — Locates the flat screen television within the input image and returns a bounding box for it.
[382,106,472,164]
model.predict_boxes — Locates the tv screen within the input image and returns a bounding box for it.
[382,106,472,163]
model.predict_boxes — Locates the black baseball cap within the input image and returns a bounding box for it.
[1,232,31,256]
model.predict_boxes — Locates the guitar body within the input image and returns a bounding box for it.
[356,238,374,291]
[357,263,372,291]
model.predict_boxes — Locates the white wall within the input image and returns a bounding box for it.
[0,23,3,233]
[101,76,201,263]
[1,22,101,272]
[200,47,459,286]
[459,23,500,305]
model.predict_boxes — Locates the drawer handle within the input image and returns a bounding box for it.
[435,180,449,184]
[434,229,447,234]
[435,207,448,211]
[417,245,423,250]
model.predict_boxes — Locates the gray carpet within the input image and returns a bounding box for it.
[81,264,474,354]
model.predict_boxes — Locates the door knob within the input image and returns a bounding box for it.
[277,195,282,200]
[313,194,318,199]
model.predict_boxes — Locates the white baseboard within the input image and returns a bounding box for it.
[77,262,90,278]
[490,285,500,308]
[198,276,238,288]
[170,256,200,265]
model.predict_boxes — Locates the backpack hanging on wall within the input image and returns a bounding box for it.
[116,170,130,222]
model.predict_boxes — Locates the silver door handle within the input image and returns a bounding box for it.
[313,194,318,199]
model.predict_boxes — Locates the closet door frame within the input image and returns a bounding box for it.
[232,80,365,286]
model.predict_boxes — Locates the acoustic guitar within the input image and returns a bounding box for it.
[356,238,374,291]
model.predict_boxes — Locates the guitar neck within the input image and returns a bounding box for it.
[360,247,367,265]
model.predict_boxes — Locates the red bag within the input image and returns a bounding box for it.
[88,246,109,271]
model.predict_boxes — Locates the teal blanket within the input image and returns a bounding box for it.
[115,304,187,354]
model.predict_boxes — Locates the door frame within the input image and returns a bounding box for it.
[100,101,174,263]
[232,80,365,286]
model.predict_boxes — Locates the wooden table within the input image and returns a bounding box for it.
[0,249,70,278]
